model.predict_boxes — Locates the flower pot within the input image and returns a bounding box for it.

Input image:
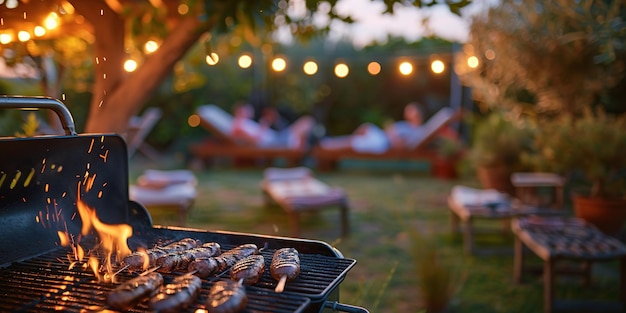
[573,195,626,235]
[432,158,458,180]
[476,165,515,196]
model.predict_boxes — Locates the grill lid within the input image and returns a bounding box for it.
[0,96,132,266]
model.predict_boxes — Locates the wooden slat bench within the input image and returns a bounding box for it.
[260,167,350,238]
[448,185,565,256]
[512,216,626,313]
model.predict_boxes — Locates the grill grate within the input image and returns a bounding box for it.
[0,228,356,312]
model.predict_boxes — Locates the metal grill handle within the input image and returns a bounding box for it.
[0,95,77,135]
[324,301,370,313]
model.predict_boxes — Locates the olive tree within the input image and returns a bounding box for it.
[460,0,626,116]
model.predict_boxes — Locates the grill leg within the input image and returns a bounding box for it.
[544,258,555,313]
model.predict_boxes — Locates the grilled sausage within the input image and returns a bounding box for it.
[123,238,202,271]
[106,272,164,310]
[188,244,258,278]
[205,280,248,313]
[148,273,202,313]
[230,254,265,285]
[155,242,221,273]
[270,247,300,293]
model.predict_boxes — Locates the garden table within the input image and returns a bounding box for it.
[512,216,626,313]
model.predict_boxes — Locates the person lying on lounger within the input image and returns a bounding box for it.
[319,102,430,154]
[231,103,315,149]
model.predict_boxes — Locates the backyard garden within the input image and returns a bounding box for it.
[129,156,624,313]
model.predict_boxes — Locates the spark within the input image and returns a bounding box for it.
[88,138,95,153]
[95,57,99,65]
[24,168,35,187]
[99,100,103,107]
[103,73,106,79]
[100,150,109,162]
[100,9,104,15]
[62,94,66,100]
[0,172,6,188]
[10,170,21,189]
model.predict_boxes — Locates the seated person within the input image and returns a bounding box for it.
[319,102,426,154]
[231,103,314,149]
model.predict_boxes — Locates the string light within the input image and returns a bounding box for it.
[17,31,30,42]
[467,56,479,68]
[431,60,445,74]
[367,62,381,75]
[205,53,219,66]
[398,61,413,76]
[0,33,13,44]
[34,26,46,37]
[123,59,138,72]
[271,57,287,72]
[238,54,252,69]
[303,61,318,75]
[144,40,159,54]
[334,63,349,78]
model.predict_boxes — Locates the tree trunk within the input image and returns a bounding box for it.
[71,1,215,134]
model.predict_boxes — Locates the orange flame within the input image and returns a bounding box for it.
[75,182,133,282]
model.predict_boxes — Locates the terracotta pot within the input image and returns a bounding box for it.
[476,165,515,196]
[432,158,458,180]
[573,195,626,235]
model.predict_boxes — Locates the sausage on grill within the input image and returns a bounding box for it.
[270,247,300,293]
[123,238,202,271]
[106,272,164,310]
[205,279,248,313]
[188,244,258,278]
[155,242,221,273]
[148,273,202,313]
[230,254,265,285]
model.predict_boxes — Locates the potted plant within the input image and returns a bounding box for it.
[431,137,465,180]
[533,108,626,235]
[468,110,535,195]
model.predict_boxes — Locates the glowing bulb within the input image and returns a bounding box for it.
[123,59,138,72]
[272,57,286,72]
[238,54,252,69]
[17,31,31,42]
[303,61,318,75]
[44,13,59,30]
[399,61,413,75]
[334,63,349,78]
[144,40,159,54]
[34,26,46,37]
[0,34,12,44]
[467,56,479,68]
[431,60,445,74]
[367,62,381,75]
[205,53,219,65]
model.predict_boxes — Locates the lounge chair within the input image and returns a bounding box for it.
[189,104,308,167]
[311,107,462,171]
[125,107,162,160]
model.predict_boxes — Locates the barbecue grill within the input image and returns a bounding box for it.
[0,96,367,313]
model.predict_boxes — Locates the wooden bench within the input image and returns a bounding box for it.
[512,216,626,313]
[260,167,349,238]
[448,185,564,256]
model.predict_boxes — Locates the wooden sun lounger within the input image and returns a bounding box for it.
[189,104,307,167]
[260,167,350,238]
[311,107,462,171]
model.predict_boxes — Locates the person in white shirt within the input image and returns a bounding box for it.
[319,102,426,154]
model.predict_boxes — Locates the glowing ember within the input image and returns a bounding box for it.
[57,231,70,246]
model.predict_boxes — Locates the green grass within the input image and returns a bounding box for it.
[129,157,623,313]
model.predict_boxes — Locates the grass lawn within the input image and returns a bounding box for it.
[129,156,622,313]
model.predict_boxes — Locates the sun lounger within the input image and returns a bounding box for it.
[129,169,197,226]
[260,167,350,238]
[311,107,462,171]
[189,104,307,167]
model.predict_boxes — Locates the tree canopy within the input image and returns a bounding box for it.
[0,0,470,134]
